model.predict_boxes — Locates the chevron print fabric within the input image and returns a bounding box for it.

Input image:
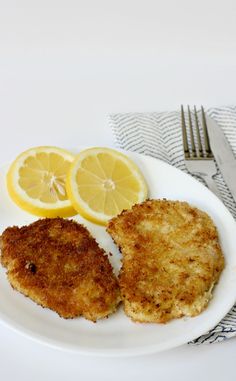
[108,105,236,344]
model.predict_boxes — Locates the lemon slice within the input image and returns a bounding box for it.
[7,146,76,217]
[66,147,148,225]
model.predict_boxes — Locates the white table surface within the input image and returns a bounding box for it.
[0,1,236,379]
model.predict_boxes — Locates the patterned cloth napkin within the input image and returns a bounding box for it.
[108,105,236,344]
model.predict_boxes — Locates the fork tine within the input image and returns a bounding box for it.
[201,106,213,158]
[187,106,197,157]
[194,106,203,157]
[181,105,190,158]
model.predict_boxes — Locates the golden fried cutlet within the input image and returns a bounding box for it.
[107,199,224,323]
[0,218,120,321]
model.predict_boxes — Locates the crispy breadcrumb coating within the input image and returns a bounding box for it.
[107,199,224,323]
[0,218,120,321]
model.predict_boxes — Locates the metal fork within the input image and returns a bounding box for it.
[181,105,221,199]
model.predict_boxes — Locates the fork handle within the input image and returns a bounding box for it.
[203,175,222,200]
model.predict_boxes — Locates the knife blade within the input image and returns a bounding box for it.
[205,114,236,203]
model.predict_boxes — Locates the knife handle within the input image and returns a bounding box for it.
[203,175,222,200]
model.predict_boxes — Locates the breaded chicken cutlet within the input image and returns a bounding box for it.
[0,218,120,321]
[107,199,224,323]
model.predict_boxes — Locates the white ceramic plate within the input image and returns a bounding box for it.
[0,150,236,357]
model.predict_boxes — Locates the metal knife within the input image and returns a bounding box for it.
[205,114,236,203]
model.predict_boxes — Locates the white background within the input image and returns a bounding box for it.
[0,0,236,380]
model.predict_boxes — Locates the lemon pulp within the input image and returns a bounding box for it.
[66,147,148,225]
[7,146,76,217]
